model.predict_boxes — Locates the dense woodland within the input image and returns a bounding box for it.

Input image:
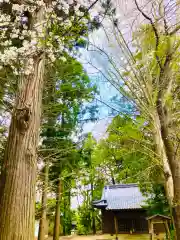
[0,0,180,239]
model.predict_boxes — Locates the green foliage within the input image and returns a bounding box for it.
[81,133,97,167]
[41,53,98,182]
[75,204,101,235]
[39,51,98,236]
[35,202,42,220]
[142,184,170,216]
[92,114,157,185]
[73,133,104,235]
[132,24,180,142]
[48,222,55,236]
[61,179,74,235]
[42,55,97,135]
[35,198,56,220]
[76,205,91,235]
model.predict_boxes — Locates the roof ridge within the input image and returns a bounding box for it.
[105,183,138,189]
[94,183,146,210]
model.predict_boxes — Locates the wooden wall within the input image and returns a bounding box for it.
[102,209,114,234]
[101,209,148,234]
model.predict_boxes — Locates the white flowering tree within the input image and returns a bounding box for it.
[0,0,114,239]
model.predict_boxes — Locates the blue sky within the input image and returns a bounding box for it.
[71,26,125,209]
[78,24,135,139]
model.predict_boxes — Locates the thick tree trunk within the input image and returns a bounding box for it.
[152,111,174,204]
[0,56,45,240]
[38,162,49,240]
[53,178,61,240]
[153,111,180,239]
[156,98,180,239]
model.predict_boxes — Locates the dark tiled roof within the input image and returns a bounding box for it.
[93,184,146,210]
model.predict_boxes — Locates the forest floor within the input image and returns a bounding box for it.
[48,234,149,240]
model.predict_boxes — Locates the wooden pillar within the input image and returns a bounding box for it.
[114,213,118,240]
[147,220,152,240]
[148,221,154,240]
[165,221,171,240]
[152,223,155,240]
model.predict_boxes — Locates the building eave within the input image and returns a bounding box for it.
[92,199,107,209]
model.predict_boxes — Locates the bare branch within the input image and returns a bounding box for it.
[134,0,162,70]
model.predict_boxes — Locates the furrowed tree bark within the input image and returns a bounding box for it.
[53,177,61,240]
[0,55,45,240]
[0,1,51,238]
[38,162,49,240]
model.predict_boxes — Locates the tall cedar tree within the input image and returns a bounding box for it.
[39,56,97,240]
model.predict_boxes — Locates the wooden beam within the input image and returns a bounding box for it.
[114,214,118,240]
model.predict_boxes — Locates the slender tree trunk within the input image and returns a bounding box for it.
[53,178,61,240]
[0,55,45,240]
[38,162,49,240]
[92,205,96,235]
[63,181,66,236]
[67,188,71,235]
[38,51,56,240]
[112,177,115,185]
[63,191,66,236]
[110,168,115,184]
[91,182,96,235]
[63,182,71,236]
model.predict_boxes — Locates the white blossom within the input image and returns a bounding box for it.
[12,4,24,12]
[0,0,9,3]
[11,33,19,39]
[36,0,45,7]
[0,0,102,75]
